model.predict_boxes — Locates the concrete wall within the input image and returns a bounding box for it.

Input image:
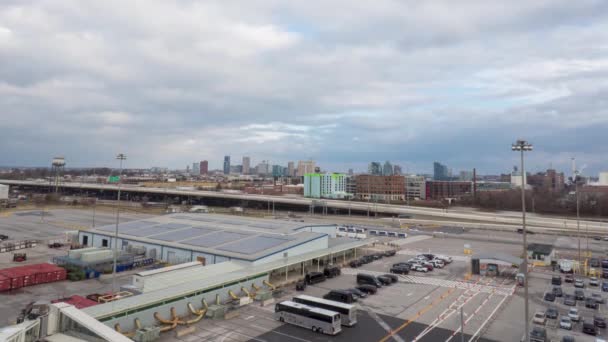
[251,235,328,266]
[100,274,268,331]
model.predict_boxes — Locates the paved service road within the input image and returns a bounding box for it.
[249,310,496,342]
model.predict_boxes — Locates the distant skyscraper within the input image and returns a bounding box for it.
[433,162,449,180]
[272,165,283,177]
[348,168,354,175]
[192,162,199,175]
[368,162,382,175]
[256,160,270,175]
[223,156,231,175]
[393,165,402,175]
[287,161,295,177]
[200,160,208,175]
[296,160,315,177]
[383,161,393,176]
[242,156,250,175]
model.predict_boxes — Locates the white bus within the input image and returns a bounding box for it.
[292,294,358,326]
[274,301,342,335]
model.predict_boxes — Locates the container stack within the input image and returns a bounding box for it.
[51,295,99,309]
[0,263,67,291]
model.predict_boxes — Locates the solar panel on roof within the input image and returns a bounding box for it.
[153,223,190,230]
[217,236,291,255]
[96,220,159,232]
[248,223,283,230]
[152,227,217,242]
[182,231,252,248]
[123,226,172,237]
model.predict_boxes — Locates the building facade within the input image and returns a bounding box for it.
[287,161,295,177]
[296,160,315,177]
[304,173,348,199]
[242,157,250,175]
[355,175,405,201]
[199,161,208,175]
[425,181,472,200]
[405,175,426,200]
[192,163,199,175]
[527,169,565,192]
[223,156,231,175]
[433,162,449,180]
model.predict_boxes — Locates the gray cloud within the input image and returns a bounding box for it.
[0,1,607,175]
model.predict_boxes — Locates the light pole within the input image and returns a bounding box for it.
[512,139,532,342]
[112,153,126,297]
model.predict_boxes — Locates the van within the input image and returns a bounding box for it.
[323,290,356,304]
[305,272,327,285]
[323,266,341,278]
[357,273,382,288]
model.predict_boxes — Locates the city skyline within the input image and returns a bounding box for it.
[1,2,607,175]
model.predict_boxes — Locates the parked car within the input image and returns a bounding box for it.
[602,282,608,292]
[594,315,607,328]
[412,265,428,272]
[377,275,393,286]
[357,273,382,288]
[590,277,600,286]
[392,262,411,269]
[586,297,599,309]
[305,272,327,285]
[323,289,357,304]
[533,311,547,325]
[344,288,367,299]
[323,265,341,278]
[565,274,574,283]
[544,292,556,302]
[529,327,547,342]
[594,236,602,241]
[592,293,605,304]
[575,289,585,300]
[349,259,363,268]
[564,294,577,306]
[360,255,374,264]
[295,279,307,291]
[435,255,453,264]
[0,234,9,241]
[560,316,573,330]
[383,250,397,257]
[390,265,410,275]
[553,286,563,297]
[568,308,580,322]
[561,336,574,342]
[591,258,601,268]
[356,284,378,295]
[546,307,559,319]
[575,279,585,288]
[431,259,444,268]
[421,262,434,271]
[383,274,398,283]
[583,320,598,335]
[552,276,562,285]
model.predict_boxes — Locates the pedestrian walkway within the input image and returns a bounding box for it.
[396,249,470,262]
[342,268,514,296]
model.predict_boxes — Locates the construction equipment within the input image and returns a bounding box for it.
[13,253,26,262]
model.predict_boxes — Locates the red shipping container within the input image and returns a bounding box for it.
[0,274,10,292]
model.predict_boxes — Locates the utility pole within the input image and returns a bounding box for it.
[112,153,126,298]
[460,306,465,342]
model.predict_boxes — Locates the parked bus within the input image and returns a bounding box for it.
[274,301,342,335]
[292,294,358,326]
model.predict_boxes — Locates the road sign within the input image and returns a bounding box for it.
[108,176,120,183]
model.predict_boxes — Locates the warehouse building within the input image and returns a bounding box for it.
[78,214,339,266]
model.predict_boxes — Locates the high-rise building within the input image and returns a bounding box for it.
[348,168,354,176]
[256,160,270,175]
[393,165,402,175]
[383,161,393,176]
[296,160,315,177]
[192,162,199,175]
[242,157,250,175]
[223,156,231,175]
[199,160,208,175]
[368,162,382,175]
[272,165,283,177]
[287,161,295,177]
[433,162,449,180]
[304,173,349,199]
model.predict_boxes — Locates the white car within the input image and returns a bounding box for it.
[413,265,428,272]
[568,308,580,322]
[590,277,600,286]
[532,311,546,325]
[431,260,445,268]
[436,255,453,264]
[559,316,572,330]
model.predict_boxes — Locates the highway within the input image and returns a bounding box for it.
[2,179,607,233]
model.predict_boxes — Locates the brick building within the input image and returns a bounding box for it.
[355,175,405,201]
[425,181,472,200]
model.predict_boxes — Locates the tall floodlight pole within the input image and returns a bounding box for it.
[112,153,126,297]
[512,139,532,342]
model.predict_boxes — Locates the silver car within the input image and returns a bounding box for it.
[559,315,572,330]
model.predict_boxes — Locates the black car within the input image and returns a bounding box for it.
[356,284,378,295]
[586,297,599,309]
[343,288,368,299]
[561,336,574,342]
[383,250,397,257]
[590,258,601,268]
[349,259,363,268]
[295,279,307,291]
[390,266,410,275]
[372,253,383,260]
[546,307,558,319]
[544,292,556,302]
[361,255,374,264]
[383,274,398,283]
[323,265,341,278]
[357,273,383,288]
[529,327,546,342]
[0,234,8,241]
[552,276,562,285]
[594,315,606,328]
[583,321,597,335]
[552,286,563,297]
[305,272,326,285]
[574,289,585,300]
[594,236,602,241]
[377,275,393,285]
[393,262,411,268]
[323,290,357,304]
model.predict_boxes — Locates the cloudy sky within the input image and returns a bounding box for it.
[1,1,607,175]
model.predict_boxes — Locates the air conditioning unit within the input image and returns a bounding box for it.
[133,326,161,342]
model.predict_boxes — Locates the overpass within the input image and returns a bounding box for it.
[2,179,608,233]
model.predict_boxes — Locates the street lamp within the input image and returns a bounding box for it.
[112,153,126,298]
[512,139,532,342]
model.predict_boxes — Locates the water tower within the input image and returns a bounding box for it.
[51,156,66,193]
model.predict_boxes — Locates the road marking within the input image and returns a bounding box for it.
[245,315,255,321]
[219,332,233,342]
[466,290,510,341]
[361,303,406,342]
[407,293,413,297]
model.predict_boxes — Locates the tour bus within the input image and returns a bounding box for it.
[274,301,342,335]
[292,294,358,326]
